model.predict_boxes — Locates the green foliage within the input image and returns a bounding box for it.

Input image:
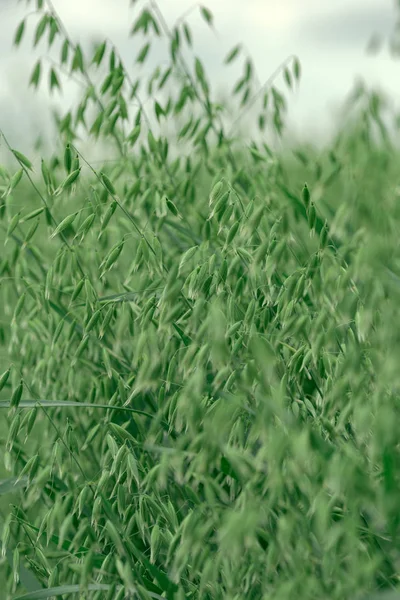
[1,1,400,599]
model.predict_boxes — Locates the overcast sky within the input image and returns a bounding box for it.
[0,0,399,155]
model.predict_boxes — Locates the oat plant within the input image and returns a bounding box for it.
[1,1,400,599]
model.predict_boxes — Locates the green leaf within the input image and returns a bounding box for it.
[60,168,81,191]
[154,101,164,122]
[200,6,214,28]
[126,540,178,597]
[13,19,25,47]
[224,44,241,64]
[92,41,107,66]
[13,584,115,600]
[49,213,77,239]
[71,44,84,73]
[127,124,141,146]
[49,67,61,92]
[220,456,241,482]
[60,39,69,64]
[165,197,180,218]
[136,42,150,64]
[293,56,301,81]
[73,213,95,241]
[8,168,23,193]
[90,111,104,138]
[109,422,138,445]
[12,149,33,171]
[183,23,192,46]
[29,61,41,89]
[172,322,192,346]
[302,182,310,208]
[283,67,292,89]
[0,368,11,392]
[118,94,128,120]
[47,17,58,47]
[100,172,116,195]
[0,400,156,420]
[194,57,206,87]
[131,10,150,35]
[33,14,48,47]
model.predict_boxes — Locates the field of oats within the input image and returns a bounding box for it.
[1,1,400,599]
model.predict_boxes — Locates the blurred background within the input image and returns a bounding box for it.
[0,0,399,155]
